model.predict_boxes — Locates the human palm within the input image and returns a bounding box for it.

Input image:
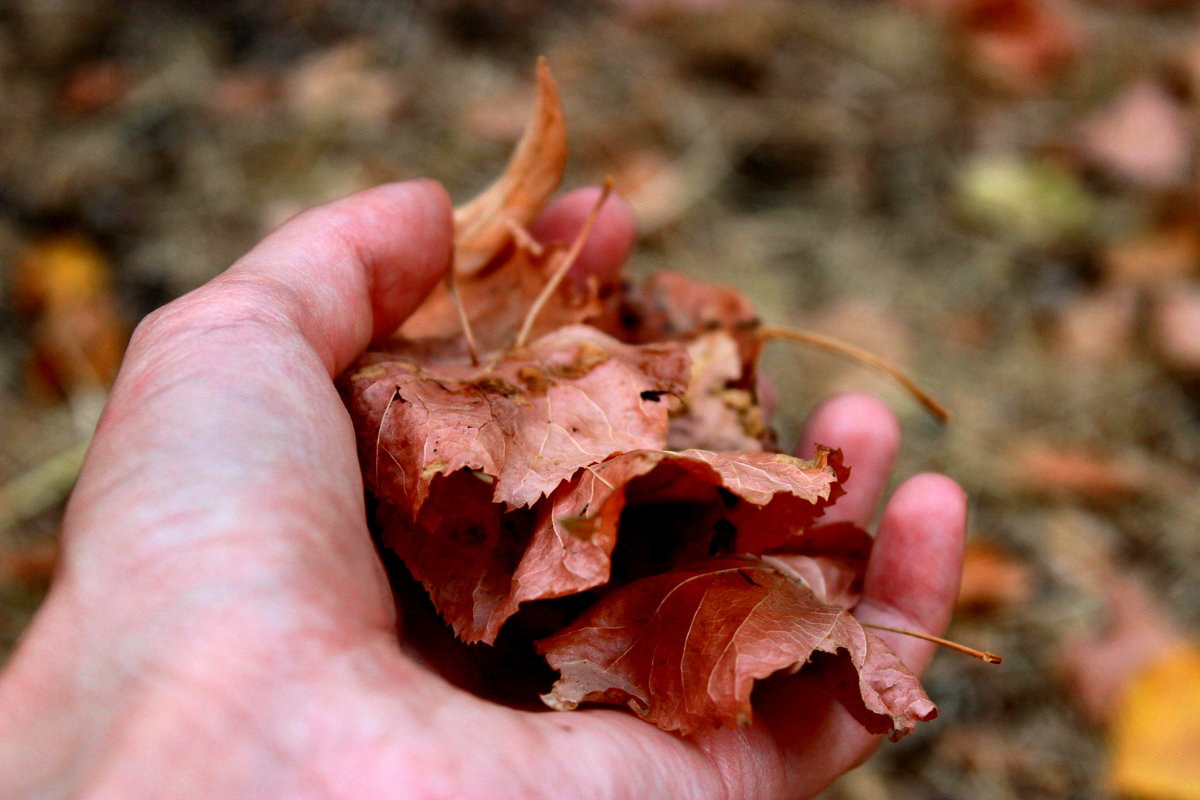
[0,180,965,800]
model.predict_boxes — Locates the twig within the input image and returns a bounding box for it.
[0,437,90,541]
[757,325,950,422]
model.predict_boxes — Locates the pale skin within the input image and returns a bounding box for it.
[0,180,966,800]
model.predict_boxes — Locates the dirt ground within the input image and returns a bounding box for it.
[3,1,1200,797]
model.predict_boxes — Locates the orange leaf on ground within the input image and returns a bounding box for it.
[956,540,1032,614]
[12,234,128,397]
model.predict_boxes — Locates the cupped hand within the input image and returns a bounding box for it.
[0,181,965,800]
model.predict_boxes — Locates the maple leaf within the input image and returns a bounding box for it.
[612,270,760,345]
[508,446,844,611]
[401,235,606,353]
[537,554,936,739]
[376,446,843,644]
[337,60,957,741]
[343,324,690,513]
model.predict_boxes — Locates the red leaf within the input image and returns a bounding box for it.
[537,555,936,738]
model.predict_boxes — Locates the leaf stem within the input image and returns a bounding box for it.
[860,621,1002,664]
[445,267,480,366]
[756,325,950,422]
[514,177,613,350]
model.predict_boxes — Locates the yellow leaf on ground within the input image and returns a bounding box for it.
[1110,644,1200,800]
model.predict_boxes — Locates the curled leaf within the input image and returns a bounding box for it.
[453,58,568,277]
[379,446,843,644]
[511,446,845,613]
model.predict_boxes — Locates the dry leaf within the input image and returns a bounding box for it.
[340,60,943,740]
[538,555,935,738]
[401,235,605,351]
[1150,282,1200,375]
[1006,441,1146,502]
[12,234,128,398]
[613,270,759,345]
[956,540,1032,614]
[345,324,690,512]
[1110,644,1200,799]
[453,58,567,277]
[951,0,1080,95]
[378,446,843,643]
[667,331,769,451]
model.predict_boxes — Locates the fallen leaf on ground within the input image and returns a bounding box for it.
[1110,644,1200,799]
[1005,441,1146,502]
[12,234,128,399]
[950,0,1080,95]
[1078,80,1192,189]
[956,540,1032,614]
[1150,282,1200,375]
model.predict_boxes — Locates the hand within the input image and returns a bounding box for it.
[0,180,965,800]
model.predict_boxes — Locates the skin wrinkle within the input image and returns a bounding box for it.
[83,609,389,800]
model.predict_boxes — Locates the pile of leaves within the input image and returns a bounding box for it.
[340,62,936,740]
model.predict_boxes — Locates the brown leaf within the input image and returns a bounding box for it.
[453,58,567,277]
[344,324,690,513]
[537,555,935,738]
[612,270,760,345]
[377,472,537,644]
[762,521,875,609]
[1006,441,1147,502]
[955,540,1033,614]
[515,446,845,600]
[380,446,843,643]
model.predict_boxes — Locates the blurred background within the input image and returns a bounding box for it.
[2,0,1200,797]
